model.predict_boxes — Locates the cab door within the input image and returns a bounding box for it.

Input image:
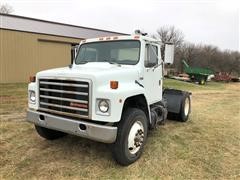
[143,44,162,104]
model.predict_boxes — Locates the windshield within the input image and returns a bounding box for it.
[75,40,140,65]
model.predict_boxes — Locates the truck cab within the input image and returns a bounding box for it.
[27,32,191,165]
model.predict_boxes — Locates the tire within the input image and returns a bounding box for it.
[111,108,148,166]
[199,78,206,85]
[178,93,191,122]
[35,125,67,140]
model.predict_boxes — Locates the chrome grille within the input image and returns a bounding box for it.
[39,78,90,119]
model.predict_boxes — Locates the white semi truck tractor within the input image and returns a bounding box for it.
[27,31,191,166]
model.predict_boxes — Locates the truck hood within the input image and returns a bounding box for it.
[36,62,140,85]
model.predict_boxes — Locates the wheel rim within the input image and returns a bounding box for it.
[184,98,190,116]
[128,120,144,154]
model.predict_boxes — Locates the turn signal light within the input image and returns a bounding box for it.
[110,81,118,89]
[29,76,36,82]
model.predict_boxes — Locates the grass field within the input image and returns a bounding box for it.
[0,79,240,179]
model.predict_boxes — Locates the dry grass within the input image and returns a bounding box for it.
[0,80,240,179]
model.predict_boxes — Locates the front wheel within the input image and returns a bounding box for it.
[111,108,148,166]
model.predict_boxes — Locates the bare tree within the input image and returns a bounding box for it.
[180,43,240,75]
[154,26,184,48]
[0,3,13,14]
[153,26,240,75]
[180,43,197,63]
[153,26,184,66]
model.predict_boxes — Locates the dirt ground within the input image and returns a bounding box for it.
[0,80,239,179]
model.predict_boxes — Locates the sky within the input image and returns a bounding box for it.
[1,0,240,51]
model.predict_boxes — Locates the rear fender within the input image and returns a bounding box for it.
[163,89,191,114]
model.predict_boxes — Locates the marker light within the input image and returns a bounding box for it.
[29,76,36,82]
[110,81,118,89]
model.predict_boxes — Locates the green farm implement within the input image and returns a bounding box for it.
[182,60,214,85]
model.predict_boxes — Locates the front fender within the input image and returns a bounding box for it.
[91,82,146,123]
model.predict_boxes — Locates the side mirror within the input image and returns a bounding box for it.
[164,44,174,64]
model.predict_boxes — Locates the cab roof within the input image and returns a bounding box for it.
[81,35,161,44]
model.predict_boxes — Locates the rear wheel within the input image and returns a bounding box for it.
[111,108,148,166]
[178,94,191,122]
[35,125,67,140]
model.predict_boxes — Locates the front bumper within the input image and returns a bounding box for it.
[26,110,117,143]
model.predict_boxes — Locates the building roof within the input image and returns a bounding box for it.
[0,13,128,39]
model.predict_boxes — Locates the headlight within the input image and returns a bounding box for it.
[29,90,36,103]
[98,100,109,113]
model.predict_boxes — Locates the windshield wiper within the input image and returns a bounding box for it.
[78,60,89,64]
[108,61,121,66]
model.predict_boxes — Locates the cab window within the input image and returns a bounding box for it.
[145,44,158,67]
